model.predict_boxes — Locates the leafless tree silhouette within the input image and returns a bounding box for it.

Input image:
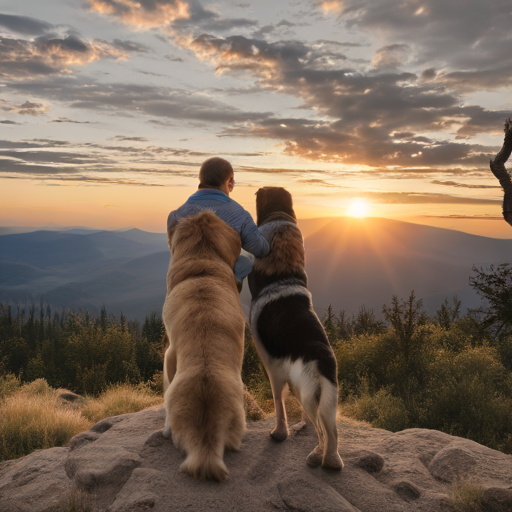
[490,118,512,228]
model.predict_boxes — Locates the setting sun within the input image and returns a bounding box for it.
[347,200,370,218]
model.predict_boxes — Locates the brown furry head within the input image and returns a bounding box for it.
[255,187,296,226]
[252,187,305,276]
[169,211,241,268]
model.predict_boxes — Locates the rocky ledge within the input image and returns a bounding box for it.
[1,406,512,512]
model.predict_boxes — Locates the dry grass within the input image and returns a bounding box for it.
[0,379,163,461]
[81,383,162,423]
[246,383,304,422]
[0,379,92,461]
[243,388,265,421]
[48,486,97,512]
[449,479,486,512]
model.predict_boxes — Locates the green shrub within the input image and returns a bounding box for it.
[335,333,393,396]
[0,373,21,400]
[421,346,512,451]
[342,381,409,431]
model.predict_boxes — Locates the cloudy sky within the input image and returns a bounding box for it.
[1,0,511,236]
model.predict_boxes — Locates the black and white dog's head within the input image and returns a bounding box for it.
[255,187,297,227]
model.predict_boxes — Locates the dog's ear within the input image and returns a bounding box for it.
[169,217,198,257]
[255,187,269,226]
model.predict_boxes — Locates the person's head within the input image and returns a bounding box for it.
[198,157,235,195]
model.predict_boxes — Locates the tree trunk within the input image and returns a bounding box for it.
[490,118,512,228]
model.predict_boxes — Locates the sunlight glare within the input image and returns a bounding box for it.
[347,200,370,218]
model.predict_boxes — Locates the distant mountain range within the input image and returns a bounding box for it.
[0,218,510,321]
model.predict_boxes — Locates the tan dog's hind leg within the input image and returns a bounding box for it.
[269,376,289,442]
[163,341,177,439]
[163,341,177,393]
[224,382,246,451]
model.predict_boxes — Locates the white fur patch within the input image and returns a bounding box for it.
[263,357,320,401]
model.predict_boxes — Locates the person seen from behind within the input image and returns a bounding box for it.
[167,157,270,292]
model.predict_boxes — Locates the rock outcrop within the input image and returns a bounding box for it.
[1,406,512,512]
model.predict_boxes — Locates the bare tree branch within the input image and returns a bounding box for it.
[490,118,512,227]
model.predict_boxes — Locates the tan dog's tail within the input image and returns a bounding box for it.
[166,369,244,482]
[180,438,228,482]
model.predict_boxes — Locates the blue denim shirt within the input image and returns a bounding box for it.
[167,189,270,258]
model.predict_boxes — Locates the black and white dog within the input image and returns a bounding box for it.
[248,187,343,471]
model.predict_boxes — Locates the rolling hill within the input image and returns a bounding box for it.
[0,218,510,320]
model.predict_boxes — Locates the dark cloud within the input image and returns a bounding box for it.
[0,33,145,79]
[1,99,48,116]
[90,0,257,35]
[0,158,78,174]
[364,191,501,205]
[50,117,91,124]
[0,137,267,185]
[223,116,495,167]
[298,178,340,187]
[110,38,149,53]
[371,44,410,70]
[329,0,512,90]
[430,180,501,189]
[0,13,53,35]
[315,39,367,48]
[240,165,324,175]
[200,17,258,32]
[6,77,273,124]
[88,0,190,27]
[0,139,69,149]
[421,214,504,220]
[311,190,501,205]
[252,19,310,39]
[164,54,184,62]
[180,30,509,167]
[0,150,100,165]
[113,136,149,142]
[3,173,165,186]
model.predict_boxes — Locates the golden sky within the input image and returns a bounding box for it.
[0,1,511,237]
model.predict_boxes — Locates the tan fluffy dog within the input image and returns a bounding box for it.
[162,211,246,482]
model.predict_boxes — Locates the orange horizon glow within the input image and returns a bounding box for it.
[1,178,510,239]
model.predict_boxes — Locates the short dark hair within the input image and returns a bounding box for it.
[198,157,233,189]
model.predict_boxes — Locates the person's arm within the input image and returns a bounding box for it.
[167,211,179,249]
[240,213,270,258]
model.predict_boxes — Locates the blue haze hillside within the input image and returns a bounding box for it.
[0,219,510,321]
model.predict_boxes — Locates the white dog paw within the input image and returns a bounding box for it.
[162,426,172,439]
